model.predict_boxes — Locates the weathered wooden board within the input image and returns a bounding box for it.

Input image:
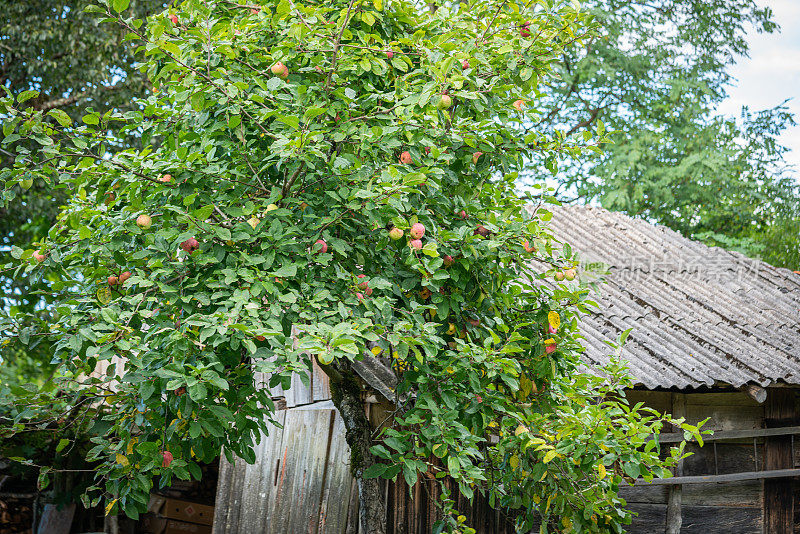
[36,503,75,534]
[765,388,796,534]
[686,392,764,407]
[685,404,764,431]
[683,442,762,475]
[213,406,353,534]
[627,503,762,534]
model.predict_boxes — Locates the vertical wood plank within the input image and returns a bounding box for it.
[213,452,233,533]
[666,392,685,534]
[765,388,796,534]
[255,409,287,533]
[312,358,332,401]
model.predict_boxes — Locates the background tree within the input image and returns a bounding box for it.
[529,0,800,270]
[1,0,165,387]
[0,1,701,532]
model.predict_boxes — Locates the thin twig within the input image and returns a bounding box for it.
[325,0,357,91]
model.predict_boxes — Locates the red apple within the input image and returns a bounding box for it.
[424,146,431,155]
[545,344,556,354]
[386,50,394,59]
[461,59,470,70]
[389,227,404,240]
[169,14,179,25]
[443,255,455,267]
[119,271,132,283]
[108,275,118,286]
[356,292,365,302]
[474,225,490,238]
[255,335,266,341]
[554,271,565,281]
[250,8,260,14]
[357,274,368,289]
[513,99,525,112]
[159,174,172,183]
[564,268,576,281]
[457,210,468,219]
[409,239,423,251]
[437,94,452,110]
[410,223,425,239]
[271,62,289,79]
[136,214,152,229]
[314,239,328,253]
[162,450,173,468]
[522,239,534,253]
[33,252,47,262]
[468,318,480,327]
[520,21,531,38]
[548,324,557,334]
[472,151,483,165]
[399,151,413,165]
[365,287,373,296]
[180,238,200,253]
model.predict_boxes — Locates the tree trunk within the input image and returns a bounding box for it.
[324,360,387,534]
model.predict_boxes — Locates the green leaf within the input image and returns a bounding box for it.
[17,90,39,103]
[317,351,334,365]
[303,108,327,121]
[47,109,72,127]
[112,0,130,12]
[191,205,214,220]
[55,439,70,453]
[362,463,386,479]
[272,264,297,277]
[188,382,207,402]
[191,92,205,112]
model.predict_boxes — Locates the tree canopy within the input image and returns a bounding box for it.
[0,1,702,532]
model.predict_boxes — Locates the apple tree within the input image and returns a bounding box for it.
[0,0,702,532]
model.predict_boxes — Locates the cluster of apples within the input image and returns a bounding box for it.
[554,268,577,281]
[355,274,373,302]
[108,270,132,287]
[398,147,490,167]
[388,221,427,251]
[139,211,200,256]
[544,311,560,355]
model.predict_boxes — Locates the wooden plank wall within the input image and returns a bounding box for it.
[621,390,766,533]
[215,378,800,534]
[213,403,518,534]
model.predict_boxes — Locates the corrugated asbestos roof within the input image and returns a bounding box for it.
[535,205,800,390]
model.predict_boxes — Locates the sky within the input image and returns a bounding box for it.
[717,0,800,170]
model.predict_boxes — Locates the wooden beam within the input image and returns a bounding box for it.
[665,393,684,534]
[655,425,800,443]
[765,389,795,534]
[625,468,800,486]
[742,384,767,404]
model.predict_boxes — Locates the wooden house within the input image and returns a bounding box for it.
[212,206,800,534]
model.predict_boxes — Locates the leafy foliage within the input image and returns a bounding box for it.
[1,0,702,531]
[1,0,167,388]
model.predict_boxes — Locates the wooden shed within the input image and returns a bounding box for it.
[212,206,800,534]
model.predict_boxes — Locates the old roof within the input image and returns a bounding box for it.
[537,205,800,390]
